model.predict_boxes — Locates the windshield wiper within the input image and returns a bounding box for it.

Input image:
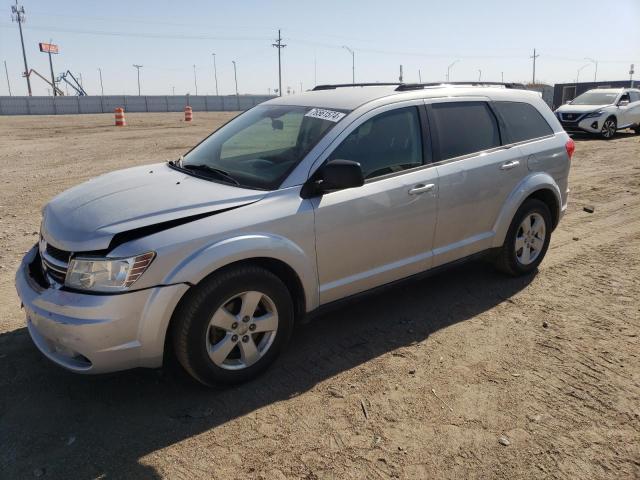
[181,164,240,186]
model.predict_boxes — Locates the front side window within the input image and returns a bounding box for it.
[494,101,553,143]
[182,105,347,190]
[430,101,500,160]
[328,106,423,179]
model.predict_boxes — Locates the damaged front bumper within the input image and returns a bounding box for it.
[15,246,189,374]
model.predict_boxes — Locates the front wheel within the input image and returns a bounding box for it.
[600,117,617,139]
[495,199,552,276]
[171,265,294,386]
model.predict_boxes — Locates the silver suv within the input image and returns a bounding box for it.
[16,82,574,385]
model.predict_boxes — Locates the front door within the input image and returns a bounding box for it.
[310,104,439,304]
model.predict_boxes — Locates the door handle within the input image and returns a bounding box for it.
[499,160,520,171]
[408,183,435,195]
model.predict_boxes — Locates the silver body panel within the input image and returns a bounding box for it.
[16,85,571,374]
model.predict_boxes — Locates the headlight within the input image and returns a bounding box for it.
[584,110,605,118]
[65,252,155,292]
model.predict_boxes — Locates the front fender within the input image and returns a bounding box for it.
[164,233,319,312]
[491,172,562,248]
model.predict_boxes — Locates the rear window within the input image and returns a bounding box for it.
[430,101,500,160]
[494,101,553,143]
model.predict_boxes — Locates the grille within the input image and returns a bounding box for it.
[562,112,582,121]
[41,242,71,285]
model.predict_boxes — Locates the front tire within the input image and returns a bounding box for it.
[172,265,294,386]
[495,199,552,276]
[600,116,617,139]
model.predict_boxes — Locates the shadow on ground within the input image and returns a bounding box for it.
[0,261,534,479]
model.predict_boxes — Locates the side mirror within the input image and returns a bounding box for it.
[301,159,364,198]
[618,99,629,107]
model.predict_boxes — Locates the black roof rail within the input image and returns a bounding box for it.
[395,82,527,91]
[312,82,402,91]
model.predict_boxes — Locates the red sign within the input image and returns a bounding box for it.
[39,42,59,54]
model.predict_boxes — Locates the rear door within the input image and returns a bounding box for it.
[427,99,527,266]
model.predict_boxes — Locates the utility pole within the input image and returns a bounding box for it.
[4,60,11,95]
[314,54,317,87]
[193,64,198,95]
[629,64,635,88]
[98,68,104,95]
[11,2,31,96]
[272,29,286,97]
[585,57,598,82]
[300,81,303,93]
[418,69,422,83]
[172,85,175,95]
[342,45,355,83]
[133,64,142,95]
[501,71,504,83]
[232,60,239,109]
[530,48,540,84]
[478,69,482,82]
[211,53,219,95]
[446,60,458,82]
[399,64,403,83]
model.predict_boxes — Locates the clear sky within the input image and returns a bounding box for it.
[0,0,638,96]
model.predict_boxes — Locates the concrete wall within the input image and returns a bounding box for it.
[0,95,275,115]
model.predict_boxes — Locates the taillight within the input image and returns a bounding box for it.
[565,138,575,159]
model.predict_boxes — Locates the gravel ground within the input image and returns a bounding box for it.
[0,113,638,480]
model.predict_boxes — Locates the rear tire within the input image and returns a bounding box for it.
[633,124,640,135]
[495,199,552,276]
[600,116,617,139]
[172,265,294,386]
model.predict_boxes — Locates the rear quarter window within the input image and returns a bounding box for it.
[493,101,553,144]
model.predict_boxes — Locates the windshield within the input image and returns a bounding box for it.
[570,91,619,105]
[180,105,348,190]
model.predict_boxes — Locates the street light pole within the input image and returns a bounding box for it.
[133,64,143,95]
[446,60,459,82]
[584,57,598,82]
[576,63,590,84]
[98,68,104,96]
[478,69,482,82]
[342,45,355,84]
[193,64,198,95]
[211,53,219,95]
[232,60,239,110]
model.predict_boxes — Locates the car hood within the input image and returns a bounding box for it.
[555,103,611,113]
[42,162,267,252]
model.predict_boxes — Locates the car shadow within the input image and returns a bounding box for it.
[570,129,637,141]
[0,260,535,479]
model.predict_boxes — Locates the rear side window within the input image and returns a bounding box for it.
[493,101,553,144]
[629,91,640,102]
[430,102,500,160]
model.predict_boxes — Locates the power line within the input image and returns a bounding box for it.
[272,29,286,96]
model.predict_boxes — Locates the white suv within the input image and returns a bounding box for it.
[555,87,640,139]
[16,83,573,385]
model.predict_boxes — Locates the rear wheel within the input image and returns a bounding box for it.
[600,116,617,139]
[172,265,294,386]
[633,124,640,135]
[495,199,552,276]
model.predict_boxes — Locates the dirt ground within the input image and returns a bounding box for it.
[0,113,638,480]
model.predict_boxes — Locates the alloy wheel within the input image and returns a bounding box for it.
[515,213,546,266]
[601,119,616,138]
[206,291,279,370]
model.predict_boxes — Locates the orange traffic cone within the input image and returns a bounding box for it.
[184,105,193,122]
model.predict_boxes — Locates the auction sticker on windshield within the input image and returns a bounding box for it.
[305,108,346,122]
